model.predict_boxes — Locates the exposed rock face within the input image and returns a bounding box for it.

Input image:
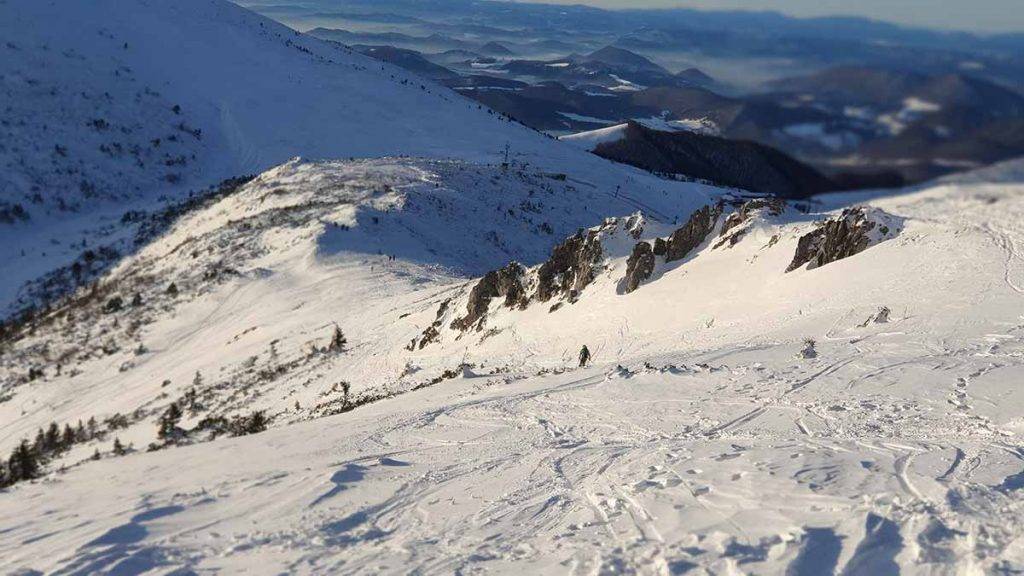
[720,198,786,238]
[623,242,656,294]
[652,237,669,257]
[442,222,613,339]
[664,203,723,263]
[535,229,604,302]
[624,213,646,239]
[451,262,528,331]
[716,198,787,248]
[786,207,895,272]
[413,298,451,350]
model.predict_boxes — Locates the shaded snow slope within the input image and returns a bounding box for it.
[0,0,704,315]
[4,158,1024,572]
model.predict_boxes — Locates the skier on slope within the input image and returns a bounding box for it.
[579,345,591,368]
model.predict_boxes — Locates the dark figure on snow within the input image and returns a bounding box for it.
[579,345,591,368]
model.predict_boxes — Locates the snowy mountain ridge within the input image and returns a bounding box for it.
[3,0,1024,574]
[4,152,1024,572]
[0,0,710,317]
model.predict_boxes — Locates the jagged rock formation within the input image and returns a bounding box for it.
[664,204,723,262]
[451,263,528,331]
[439,219,624,339]
[652,237,669,257]
[624,213,646,239]
[720,198,786,238]
[786,207,896,272]
[716,198,786,248]
[623,242,656,294]
[535,229,604,302]
[437,200,889,340]
[622,198,791,293]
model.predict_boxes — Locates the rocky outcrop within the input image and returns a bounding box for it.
[535,230,604,302]
[664,204,723,263]
[716,198,786,248]
[720,198,786,237]
[624,213,646,239]
[786,207,896,272]
[620,202,730,294]
[437,221,616,339]
[412,298,452,350]
[623,242,656,294]
[652,237,669,256]
[451,263,528,331]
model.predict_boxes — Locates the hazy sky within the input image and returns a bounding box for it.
[519,0,1024,34]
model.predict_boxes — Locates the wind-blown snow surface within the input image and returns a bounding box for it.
[0,0,695,315]
[4,153,1024,573]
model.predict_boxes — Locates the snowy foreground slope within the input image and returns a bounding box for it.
[3,151,1024,574]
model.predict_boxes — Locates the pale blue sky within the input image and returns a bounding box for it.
[520,0,1024,34]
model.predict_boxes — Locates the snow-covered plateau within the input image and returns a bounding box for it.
[3,0,1024,575]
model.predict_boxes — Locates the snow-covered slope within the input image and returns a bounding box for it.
[5,0,1024,573]
[0,0,701,315]
[0,157,714,453]
[4,152,1024,573]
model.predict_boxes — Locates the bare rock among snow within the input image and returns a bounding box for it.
[716,198,787,248]
[652,237,669,257]
[786,207,898,272]
[451,263,529,331]
[624,212,646,239]
[535,229,604,302]
[859,306,891,327]
[664,203,723,263]
[413,298,452,349]
[623,242,656,294]
[798,338,818,359]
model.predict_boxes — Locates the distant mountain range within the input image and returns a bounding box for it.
[330,35,1024,185]
[263,0,1024,91]
[291,1,1024,187]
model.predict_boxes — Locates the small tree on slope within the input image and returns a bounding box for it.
[158,403,183,440]
[9,440,40,482]
[329,325,347,353]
